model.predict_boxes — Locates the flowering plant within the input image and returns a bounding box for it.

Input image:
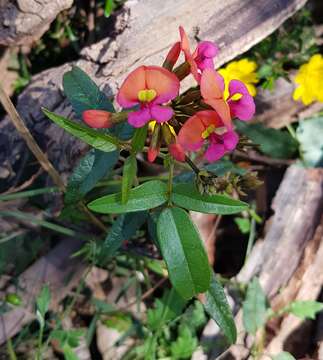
[43,26,258,343]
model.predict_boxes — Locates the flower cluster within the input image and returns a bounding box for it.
[83,27,256,163]
[293,54,323,105]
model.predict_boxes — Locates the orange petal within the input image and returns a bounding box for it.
[179,26,200,82]
[179,26,191,56]
[117,66,146,108]
[145,66,180,103]
[204,98,232,129]
[200,68,223,100]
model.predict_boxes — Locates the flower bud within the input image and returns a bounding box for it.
[82,110,112,128]
[163,42,181,71]
[148,124,162,163]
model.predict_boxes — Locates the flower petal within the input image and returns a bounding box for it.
[179,26,200,82]
[117,66,146,108]
[177,115,205,151]
[150,105,174,123]
[193,41,219,70]
[128,107,151,128]
[204,98,232,129]
[201,68,225,99]
[223,131,239,151]
[204,143,225,162]
[228,80,255,121]
[146,66,180,104]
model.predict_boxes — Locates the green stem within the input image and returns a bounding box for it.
[36,325,44,360]
[7,339,17,360]
[244,215,256,266]
[185,156,200,174]
[167,160,174,204]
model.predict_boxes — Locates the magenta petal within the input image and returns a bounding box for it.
[198,58,214,70]
[150,105,173,123]
[228,80,255,121]
[223,131,239,151]
[197,41,219,58]
[128,108,151,128]
[204,143,225,162]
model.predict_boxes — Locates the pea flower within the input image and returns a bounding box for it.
[201,68,255,129]
[177,110,239,162]
[218,58,259,98]
[117,65,180,128]
[179,26,219,82]
[293,54,323,105]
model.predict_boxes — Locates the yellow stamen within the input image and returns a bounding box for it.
[230,93,243,101]
[202,124,216,139]
[149,121,176,135]
[138,89,157,102]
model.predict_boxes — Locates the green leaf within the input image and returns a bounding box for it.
[147,288,187,331]
[43,108,118,152]
[121,155,137,204]
[242,278,268,335]
[98,211,148,261]
[180,300,206,333]
[171,183,248,215]
[157,207,211,300]
[88,180,167,214]
[36,285,51,319]
[104,0,115,17]
[272,352,296,360]
[236,121,298,159]
[296,116,323,167]
[132,124,148,152]
[285,300,323,320]
[203,273,237,344]
[171,326,198,359]
[63,66,114,116]
[65,149,118,204]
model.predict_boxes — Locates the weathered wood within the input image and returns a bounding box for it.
[238,165,323,297]
[265,218,323,356]
[0,0,73,46]
[0,0,307,190]
[198,165,323,359]
[0,238,85,345]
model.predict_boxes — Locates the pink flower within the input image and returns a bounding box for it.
[82,110,112,128]
[117,65,180,128]
[179,26,219,82]
[201,69,255,129]
[177,110,239,162]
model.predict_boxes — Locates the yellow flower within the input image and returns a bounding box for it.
[293,54,323,105]
[218,58,259,99]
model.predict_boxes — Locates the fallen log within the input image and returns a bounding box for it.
[198,165,323,359]
[0,0,73,46]
[0,0,307,191]
[229,166,323,359]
